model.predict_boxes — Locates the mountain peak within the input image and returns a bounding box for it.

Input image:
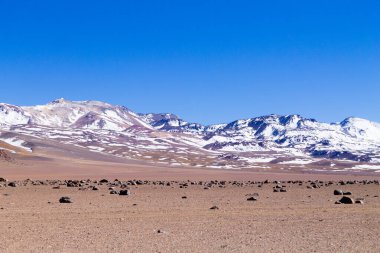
[50,98,69,104]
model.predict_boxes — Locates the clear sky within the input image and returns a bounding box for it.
[0,0,379,125]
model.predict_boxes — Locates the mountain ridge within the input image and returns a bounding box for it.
[1,99,379,173]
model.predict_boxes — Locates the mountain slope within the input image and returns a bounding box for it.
[1,99,379,173]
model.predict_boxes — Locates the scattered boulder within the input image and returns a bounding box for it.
[8,182,17,187]
[333,189,344,195]
[119,189,130,196]
[247,197,257,201]
[343,191,352,195]
[99,179,108,183]
[59,196,73,203]
[0,177,7,183]
[110,190,118,194]
[336,196,354,204]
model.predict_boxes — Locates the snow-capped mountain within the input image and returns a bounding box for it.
[1,98,152,131]
[1,99,379,173]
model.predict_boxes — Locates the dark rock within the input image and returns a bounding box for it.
[182,196,187,199]
[110,190,118,194]
[333,189,343,195]
[99,179,108,183]
[119,189,130,196]
[210,206,219,210]
[338,196,354,204]
[8,182,17,187]
[59,196,72,203]
[343,191,352,195]
[247,197,257,201]
[355,199,364,204]
[136,180,144,185]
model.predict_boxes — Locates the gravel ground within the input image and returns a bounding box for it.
[0,179,379,253]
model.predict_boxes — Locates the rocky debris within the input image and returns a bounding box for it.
[92,186,99,191]
[336,196,354,204]
[52,186,60,189]
[59,196,73,203]
[182,196,187,199]
[0,177,7,183]
[99,179,108,183]
[273,186,287,192]
[119,189,130,196]
[110,190,118,194]
[247,197,258,201]
[343,191,352,195]
[66,180,79,187]
[333,189,343,195]
[210,206,219,210]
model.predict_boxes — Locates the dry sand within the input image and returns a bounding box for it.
[0,177,379,253]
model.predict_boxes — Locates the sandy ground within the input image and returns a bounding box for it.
[0,179,379,253]
[1,157,380,181]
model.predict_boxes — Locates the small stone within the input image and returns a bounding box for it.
[247,197,257,201]
[59,196,72,203]
[280,188,287,192]
[355,199,364,204]
[92,186,99,191]
[99,179,108,183]
[182,196,187,199]
[343,191,352,195]
[110,190,118,194]
[333,189,343,195]
[210,206,219,210]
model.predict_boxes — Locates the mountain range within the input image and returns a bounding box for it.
[1,99,379,173]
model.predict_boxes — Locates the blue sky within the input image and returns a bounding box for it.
[0,1,379,124]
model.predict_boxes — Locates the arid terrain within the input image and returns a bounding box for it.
[1,99,380,252]
[0,167,379,253]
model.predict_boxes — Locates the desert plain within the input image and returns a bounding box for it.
[0,158,379,253]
